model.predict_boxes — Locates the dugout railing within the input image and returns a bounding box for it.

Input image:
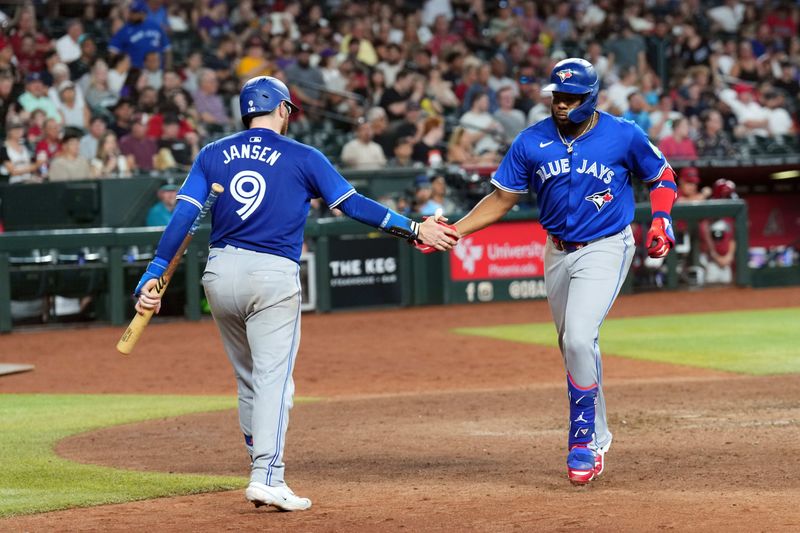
[0,200,750,333]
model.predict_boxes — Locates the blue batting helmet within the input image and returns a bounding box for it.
[543,58,599,124]
[239,76,298,124]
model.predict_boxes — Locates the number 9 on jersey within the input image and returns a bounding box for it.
[231,170,266,220]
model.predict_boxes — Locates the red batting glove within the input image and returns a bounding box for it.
[413,218,459,254]
[645,217,675,258]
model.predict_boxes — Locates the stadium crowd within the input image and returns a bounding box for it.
[0,0,798,213]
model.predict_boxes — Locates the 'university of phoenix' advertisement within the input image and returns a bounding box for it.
[449,221,548,281]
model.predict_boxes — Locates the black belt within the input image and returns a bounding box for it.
[550,233,614,253]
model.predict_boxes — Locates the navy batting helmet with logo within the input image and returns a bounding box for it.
[239,76,299,125]
[543,58,599,124]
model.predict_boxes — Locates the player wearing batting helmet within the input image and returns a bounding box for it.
[133,76,459,510]
[442,58,678,484]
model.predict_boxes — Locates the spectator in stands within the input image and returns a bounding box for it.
[91,131,133,178]
[462,63,498,113]
[340,119,387,169]
[145,182,178,226]
[143,0,169,33]
[696,109,737,157]
[366,106,393,159]
[286,43,326,113]
[623,92,652,133]
[493,86,526,143]
[18,73,59,121]
[425,67,459,114]
[676,166,709,202]
[55,81,89,130]
[82,60,118,114]
[698,178,738,284]
[605,21,647,74]
[198,0,231,46]
[154,113,199,171]
[25,109,47,145]
[193,69,230,133]
[545,3,577,50]
[658,117,698,162]
[235,37,272,83]
[419,173,457,216]
[380,69,415,122]
[459,91,503,155]
[119,113,157,171]
[376,43,405,87]
[707,0,746,37]
[180,51,203,95]
[728,41,764,83]
[389,100,423,148]
[79,116,107,161]
[447,126,500,167]
[606,66,638,114]
[0,73,22,138]
[675,23,712,70]
[412,116,447,166]
[55,19,83,65]
[68,35,97,81]
[0,42,19,83]
[9,7,51,75]
[0,119,38,184]
[48,130,91,182]
[649,94,684,141]
[389,136,417,168]
[156,70,190,110]
[108,0,171,70]
[141,51,164,91]
[47,63,77,104]
[487,54,516,97]
[720,84,769,138]
[109,98,135,138]
[762,90,794,137]
[34,118,61,168]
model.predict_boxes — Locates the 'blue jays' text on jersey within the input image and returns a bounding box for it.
[492,112,669,243]
[108,21,171,68]
[177,128,355,263]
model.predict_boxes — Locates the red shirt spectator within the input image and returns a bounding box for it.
[657,117,698,161]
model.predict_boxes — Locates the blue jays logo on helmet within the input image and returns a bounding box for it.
[239,76,299,124]
[556,69,574,82]
[544,58,599,124]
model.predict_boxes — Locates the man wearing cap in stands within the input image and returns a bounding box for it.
[18,73,59,121]
[108,0,172,70]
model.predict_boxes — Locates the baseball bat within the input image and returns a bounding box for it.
[116,183,224,355]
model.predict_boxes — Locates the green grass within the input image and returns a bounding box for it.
[0,394,246,517]
[455,307,800,375]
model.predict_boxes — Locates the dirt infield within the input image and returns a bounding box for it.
[2,287,800,531]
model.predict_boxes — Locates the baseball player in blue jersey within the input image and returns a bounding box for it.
[133,76,459,510]
[450,58,677,484]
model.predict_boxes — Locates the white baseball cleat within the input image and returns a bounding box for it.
[245,482,312,511]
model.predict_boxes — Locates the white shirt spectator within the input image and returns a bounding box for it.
[768,107,793,136]
[528,102,550,125]
[720,88,769,137]
[459,110,502,154]
[55,33,81,64]
[606,81,637,113]
[340,138,387,169]
[422,0,453,27]
[707,2,745,34]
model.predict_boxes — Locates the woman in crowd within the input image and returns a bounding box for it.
[91,131,133,178]
[0,120,39,184]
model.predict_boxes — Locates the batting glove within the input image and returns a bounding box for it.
[413,217,459,254]
[134,257,169,296]
[645,216,675,258]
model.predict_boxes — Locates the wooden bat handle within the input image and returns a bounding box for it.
[116,183,224,355]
